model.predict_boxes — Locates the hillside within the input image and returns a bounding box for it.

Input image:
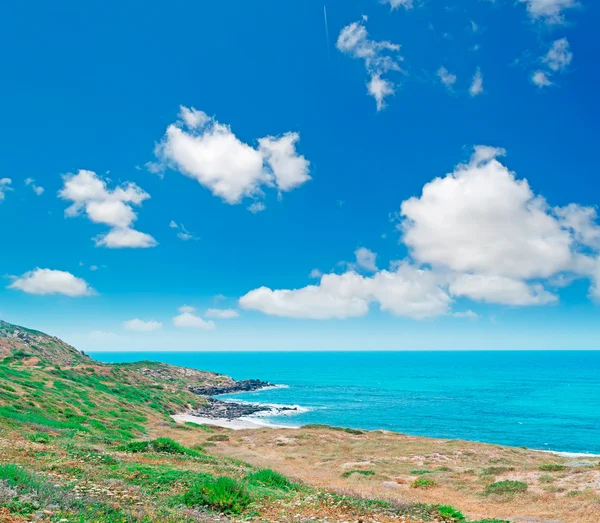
[0,320,597,523]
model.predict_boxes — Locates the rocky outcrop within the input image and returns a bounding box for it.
[189,398,297,420]
[188,379,273,396]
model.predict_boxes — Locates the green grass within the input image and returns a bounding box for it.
[410,477,437,489]
[120,438,201,457]
[485,480,528,495]
[480,466,515,476]
[411,469,434,475]
[436,504,466,522]
[539,463,567,472]
[182,476,252,514]
[246,468,298,490]
[341,469,376,478]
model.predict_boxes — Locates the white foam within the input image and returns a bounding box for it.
[536,449,600,458]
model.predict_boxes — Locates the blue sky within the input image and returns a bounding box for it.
[1,0,599,351]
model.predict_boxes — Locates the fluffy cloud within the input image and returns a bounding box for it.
[123,319,163,332]
[248,202,266,214]
[449,274,557,306]
[543,38,572,72]
[240,264,451,320]
[0,178,12,201]
[205,308,240,319]
[437,67,457,89]
[337,20,403,110]
[8,268,94,297]
[152,107,310,207]
[532,70,552,87]
[355,247,378,272]
[519,0,578,23]
[381,0,414,9]
[59,170,156,248]
[469,68,483,96]
[25,178,44,195]
[173,306,215,329]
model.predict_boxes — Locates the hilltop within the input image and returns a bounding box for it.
[0,320,598,523]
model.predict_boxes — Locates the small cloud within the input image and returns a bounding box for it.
[452,310,480,319]
[381,0,414,10]
[437,66,457,89]
[248,202,266,214]
[531,70,553,87]
[0,178,13,201]
[205,308,240,319]
[469,68,484,96]
[169,220,179,229]
[309,269,323,279]
[123,318,163,332]
[169,221,198,241]
[355,247,378,272]
[173,307,215,330]
[213,294,227,303]
[25,178,44,195]
[8,268,94,297]
[90,265,99,271]
[543,38,572,72]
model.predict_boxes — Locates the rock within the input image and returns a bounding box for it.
[189,379,273,396]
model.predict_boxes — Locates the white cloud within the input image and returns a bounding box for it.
[123,319,163,332]
[173,308,216,329]
[452,310,480,319]
[543,38,572,72]
[59,170,156,248]
[95,228,157,249]
[531,70,553,87]
[169,221,197,241]
[590,259,600,300]
[178,105,210,129]
[8,268,94,297]
[449,274,557,306]
[355,247,378,272]
[519,0,578,23]
[0,178,12,201]
[152,108,310,207]
[248,202,266,214]
[178,305,196,314]
[25,178,44,195]
[240,263,451,320]
[437,66,457,89]
[381,0,414,9]
[469,68,484,96]
[309,269,323,279]
[205,308,240,319]
[337,20,403,111]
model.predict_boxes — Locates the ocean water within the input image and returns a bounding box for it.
[91,351,600,455]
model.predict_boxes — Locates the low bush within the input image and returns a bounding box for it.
[207,434,229,442]
[183,476,251,514]
[27,432,51,443]
[539,463,566,472]
[246,468,297,490]
[411,469,433,475]
[341,469,376,478]
[485,480,527,495]
[480,466,515,476]
[410,477,436,489]
[120,437,200,456]
[436,504,466,522]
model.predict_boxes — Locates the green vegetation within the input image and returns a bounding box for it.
[182,476,252,514]
[246,468,298,489]
[539,463,567,472]
[411,477,437,489]
[341,469,376,478]
[436,504,466,522]
[206,433,229,442]
[411,469,434,475]
[302,423,364,435]
[120,437,201,456]
[485,480,528,495]
[480,466,515,476]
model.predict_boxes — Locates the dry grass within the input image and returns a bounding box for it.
[157,424,600,523]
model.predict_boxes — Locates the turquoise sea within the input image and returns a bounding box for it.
[91,351,600,455]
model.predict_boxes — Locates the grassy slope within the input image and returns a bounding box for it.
[0,320,597,522]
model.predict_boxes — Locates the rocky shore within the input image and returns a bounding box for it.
[188,378,294,420]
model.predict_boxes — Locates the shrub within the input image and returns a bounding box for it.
[480,466,515,476]
[246,468,297,490]
[411,469,433,475]
[120,438,200,456]
[207,434,229,442]
[28,432,51,443]
[410,477,436,489]
[183,476,251,514]
[539,463,566,472]
[436,504,466,522]
[485,480,527,495]
[341,469,376,478]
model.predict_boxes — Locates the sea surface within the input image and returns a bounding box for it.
[91,351,600,455]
